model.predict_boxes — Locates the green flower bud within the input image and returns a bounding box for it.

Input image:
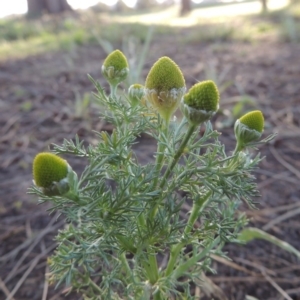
[234,110,264,151]
[181,80,219,126]
[33,153,71,196]
[144,56,186,122]
[239,110,264,133]
[102,49,129,86]
[128,83,144,107]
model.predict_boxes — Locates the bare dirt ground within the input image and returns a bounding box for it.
[0,32,300,299]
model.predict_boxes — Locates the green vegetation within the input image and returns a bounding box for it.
[29,49,275,299]
[0,1,299,60]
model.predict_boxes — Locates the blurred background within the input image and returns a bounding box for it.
[0,0,300,299]
[0,0,284,18]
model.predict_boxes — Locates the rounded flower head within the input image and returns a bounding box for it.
[102,49,129,86]
[128,83,144,107]
[181,80,220,125]
[239,110,264,133]
[33,153,70,196]
[144,57,186,122]
[234,110,264,151]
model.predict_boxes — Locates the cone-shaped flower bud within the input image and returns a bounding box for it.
[181,80,219,126]
[234,110,264,151]
[102,49,129,86]
[239,110,264,133]
[128,83,144,107]
[144,56,186,122]
[33,153,71,196]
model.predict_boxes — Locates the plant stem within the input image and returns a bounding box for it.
[150,124,197,219]
[160,124,196,189]
[141,283,152,300]
[153,291,163,300]
[146,123,198,292]
[152,122,169,189]
[165,191,212,276]
[138,176,160,287]
[148,251,159,284]
[141,251,159,286]
[138,213,160,286]
[138,213,146,228]
[89,278,103,294]
[110,83,118,99]
[171,236,220,280]
[120,252,132,279]
[233,141,244,155]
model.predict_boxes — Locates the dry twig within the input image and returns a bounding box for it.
[263,206,300,231]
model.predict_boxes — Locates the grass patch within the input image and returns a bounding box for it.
[0,29,89,59]
[0,11,159,60]
[0,1,299,61]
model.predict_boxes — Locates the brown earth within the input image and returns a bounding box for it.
[0,31,300,300]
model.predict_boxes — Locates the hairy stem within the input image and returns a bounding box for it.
[109,83,118,99]
[233,141,244,155]
[120,252,132,280]
[160,124,196,189]
[165,191,212,276]
[138,217,159,285]
[171,236,220,280]
[153,291,163,300]
[89,278,102,294]
[152,122,169,189]
[150,124,197,219]
[148,251,159,284]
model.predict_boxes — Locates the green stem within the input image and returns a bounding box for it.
[89,278,102,294]
[137,212,159,285]
[141,251,159,286]
[164,191,212,277]
[233,141,244,155]
[145,123,198,292]
[110,83,118,98]
[120,252,132,279]
[150,124,197,219]
[147,251,159,284]
[141,283,151,300]
[153,291,163,300]
[138,213,146,228]
[171,236,220,280]
[138,165,160,287]
[152,122,169,189]
[160,124,196,190]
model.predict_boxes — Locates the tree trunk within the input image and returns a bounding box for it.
[27,0,72,18]
[136,0,156,9]
[180,0,191,16]
[261,0,268,12]
[27,0,45,17]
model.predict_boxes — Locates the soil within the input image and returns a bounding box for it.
[0,30,300,300]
